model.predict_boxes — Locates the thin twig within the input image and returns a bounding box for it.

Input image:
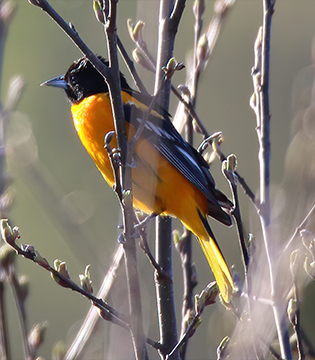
[10,274,31,360]
[223,162,249,268]
[0,282,9,360]
[166,316,199,360]
[94,1,150,97]
[103,1,148,358]
[128,9,257,208]
[251,1,292,359]
[167,281,218,359]
[117,37,150,96]
[284,204,315,253]
[177,4,201,352]
[0,2,18,358]
[137,228,166,278]
[178,230,196,360]
[289,252,305,360]
[1,223,129,330]
[64,245,124,360]
[154,1,185,358]
[30,0,112,90]
[129,73,166,150]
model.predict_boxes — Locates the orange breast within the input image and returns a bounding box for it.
[71,92,209,238]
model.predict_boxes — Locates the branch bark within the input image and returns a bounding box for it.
[104,1,147,359]
[154,2,185,358]
[251,1,292,359]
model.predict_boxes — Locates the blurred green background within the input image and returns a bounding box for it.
[2,0,315,359]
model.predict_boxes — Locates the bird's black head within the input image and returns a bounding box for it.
[42,56,131,104]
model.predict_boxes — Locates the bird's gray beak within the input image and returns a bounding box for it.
[40,75,68,89]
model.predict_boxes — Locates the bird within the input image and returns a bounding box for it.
[41,56,235,302]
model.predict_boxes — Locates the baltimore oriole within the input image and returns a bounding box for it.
[42,56,235,302]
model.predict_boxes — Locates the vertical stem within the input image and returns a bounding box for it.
[105,1,147,359]
[154,1,183,358]
[258,2,292,359]
[0,282,9,360]
[179,233,194,360]
[10,275,31,360]
[0,4,12,359]
[179,100,195,360]
[0,0,9,218]
[65,245,124,360]
[154,0,174,104]
[259,0,272,224]
[155,218,177,358]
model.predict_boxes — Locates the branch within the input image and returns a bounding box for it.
[103,1,148,358]
[166,282,218,359]
[1,220,130,330]
[222,156,249,269]
[30,0,113,92]
[251,1,292,359]
[128,7,257,208]
[154,1,185,358]
[0,282,9,360]
[288,251,305,360]
[117,36,150,96]
[10,273,31,359]
[64,245,124,360]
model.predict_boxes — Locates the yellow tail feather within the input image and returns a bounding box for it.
[198,236,234,303]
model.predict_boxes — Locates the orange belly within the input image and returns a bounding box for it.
[71,92,209,238]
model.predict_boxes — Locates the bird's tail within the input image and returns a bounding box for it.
[197,210,234,303]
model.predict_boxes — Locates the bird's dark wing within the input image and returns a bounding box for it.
[122,98,224,208]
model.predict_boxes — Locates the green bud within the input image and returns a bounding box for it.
[1,219,19,246]
[197,34,209,70]
[195,281,218,314]
[93,1,105,24]
[51,260,71,287]
[127,19,145,45]
[162,58,184,80]
[203,281,219,307]
[79,264,93,294]
[0,244,15,270]
[133,20,145,43]
[28,322,48,353]
[52,341,66,360]
[132,48,155,73]
[58,262,70,279]
[226,154,237,172]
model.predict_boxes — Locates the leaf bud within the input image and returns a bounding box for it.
[79,264,93,294]
[93,1,105,24]
[28,322,48,353]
